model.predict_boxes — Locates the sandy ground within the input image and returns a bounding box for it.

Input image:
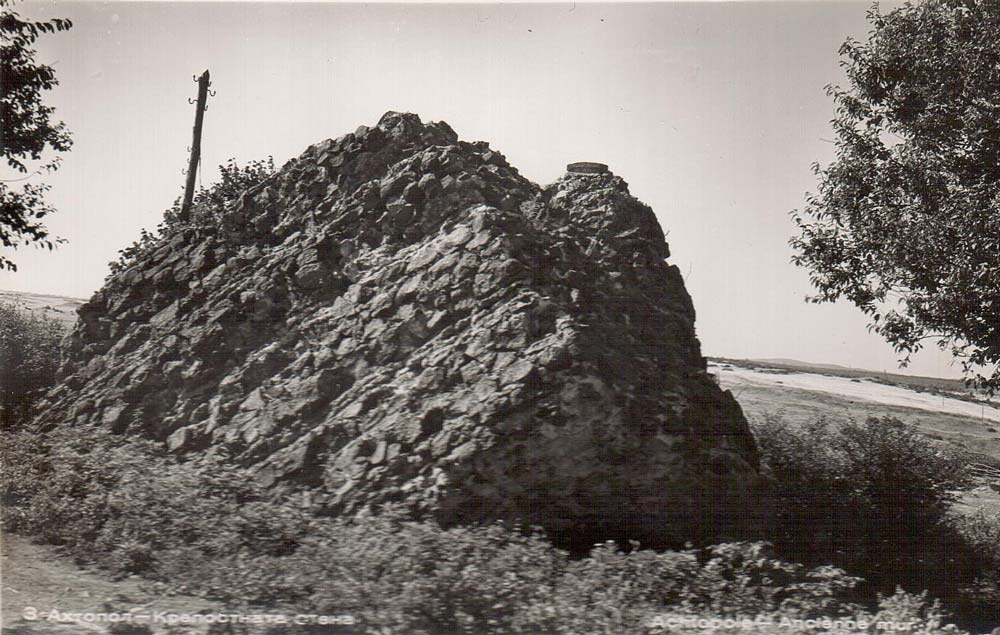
[710,361,1000,424]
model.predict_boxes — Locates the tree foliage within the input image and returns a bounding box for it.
[0,0,73,271]
[790,0,1000,390]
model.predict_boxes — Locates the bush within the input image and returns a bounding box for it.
[0,301,66,428]
[2,426,883,634]
[945,510,1000,629]
[531,541,863,635]
[1,426,303,568]
[108,156,274,276]
[753,414,999,629]
[3,416,991,634]
[290,515,568,634]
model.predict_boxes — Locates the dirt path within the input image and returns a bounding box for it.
[1,532,215,634]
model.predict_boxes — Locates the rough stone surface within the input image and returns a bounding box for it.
[34,112,769,548]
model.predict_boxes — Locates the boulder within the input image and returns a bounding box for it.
[34,111,769,549]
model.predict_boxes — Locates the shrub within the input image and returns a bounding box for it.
[108,156,274,276]
[0,426,304,572]
[754,415,969,575]
[2,425,879,634]
[752,414,1000,629]
[945,510,1000,630]
[532,541,704,633]
[3,415,990,634]
[294,515,568,635]
[0,301,66,428]
[177,521,875,635]
[528,541,864,635]
[186,156,276,219]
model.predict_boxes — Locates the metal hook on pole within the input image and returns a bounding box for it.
[180,69,211,223]
[188,97,195,105]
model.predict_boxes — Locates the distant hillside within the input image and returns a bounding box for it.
[710,356,972,394]
[0,289,85,326]
[752,358,851,372]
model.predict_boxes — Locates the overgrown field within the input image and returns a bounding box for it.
[4,420,999,634]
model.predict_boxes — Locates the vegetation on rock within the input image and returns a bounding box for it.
[41,112,765,551]
[108,156,275,276]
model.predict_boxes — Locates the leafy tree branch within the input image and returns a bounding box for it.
[0,0,73,271]
[791,0,1000,391]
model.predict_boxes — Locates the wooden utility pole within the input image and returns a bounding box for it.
[180,70,211,223]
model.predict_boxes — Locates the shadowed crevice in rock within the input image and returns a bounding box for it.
[34,111,771,549]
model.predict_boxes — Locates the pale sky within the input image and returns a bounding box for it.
[3,0,967,379]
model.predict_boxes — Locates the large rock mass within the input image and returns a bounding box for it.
[36,112,768,548]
